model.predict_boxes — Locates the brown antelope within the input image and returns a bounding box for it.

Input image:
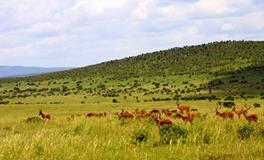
[161,109,174,116]
[215,105,234,119]
[150,109,160,114]
[154,115,173,127]
[117,110,134,119]
[176,100,190,113]
[232,106,249,118]
[86,112,107,118]
[188,110,201,118]
[94,112,106,117]
[39,110,51,120]
[144,112,155,118]
[86,112,97,117]
[243,110,258,123]
[178,112,193,124]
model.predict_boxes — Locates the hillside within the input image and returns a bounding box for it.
[0,66,71,78]
[0,40,264,105]
[1,40,263,82]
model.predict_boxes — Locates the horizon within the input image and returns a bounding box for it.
[1,0,264,67]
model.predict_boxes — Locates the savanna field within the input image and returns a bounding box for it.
[0,100,264,160]
[0,41,264,160]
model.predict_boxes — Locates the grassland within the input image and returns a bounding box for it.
[0,100,264,160]
[0,41,264,159]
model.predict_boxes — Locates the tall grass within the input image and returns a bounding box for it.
[0,103,264,160]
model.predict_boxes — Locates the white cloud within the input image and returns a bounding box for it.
[72,0,128,16]
[0,0,263,67]
[132,0,153,20]
[221,24,234,31]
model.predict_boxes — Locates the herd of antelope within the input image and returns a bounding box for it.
[215,103,258,123]
[38,100,259,127]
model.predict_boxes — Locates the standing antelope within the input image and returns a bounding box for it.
[178,112,193,124]
[117,110,134,119]
[232,106,249,118]
[154,115,173,127]
[176,100,190,113]
[39,110,51,120]
[243,110,258,123]
[215,105,234,119]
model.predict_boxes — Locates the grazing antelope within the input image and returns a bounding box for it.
[215,105,234,119]
[243,111,258,123]
[86,112,97,117]
[161,109,174,116]
[86,112,107,117]
[150,109,160,114]
[98,112,107,117]
[176,100,190,113]
[170,109,178,113]
[117,110,134,119]
[144,112,155,118]
[39,110,51,120]
[154,115,173,127]
[134,109,147,119]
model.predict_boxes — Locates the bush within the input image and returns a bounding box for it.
[224,96,234,101]
[131,129,149,145]
[237,125,254,140]
[223,101,235,108]
[0,101,9,104]
[25,116,43,123]
[253,103,261,108]
[159,125,188,144]
[112,99,118,103]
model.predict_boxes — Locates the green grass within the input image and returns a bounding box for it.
[0,41,264,159]
[0,100,264,160]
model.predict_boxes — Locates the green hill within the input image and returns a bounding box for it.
[0,41,264,105]
[1,40,264,82]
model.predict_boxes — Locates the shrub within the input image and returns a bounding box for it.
[0,101,9,104]
[224,96,234,101]
[159,124,188,144]
[237,125,254,140]
[223,101,235,108]
[112,99,118,103]
[253,103,261,108]
[131,129,149,145]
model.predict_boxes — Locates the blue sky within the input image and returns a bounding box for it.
[0,0,263,67]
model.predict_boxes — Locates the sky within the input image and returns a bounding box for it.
[0,0,264,67]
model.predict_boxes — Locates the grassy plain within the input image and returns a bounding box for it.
[0,41,263,159]
[0,99,264,160]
